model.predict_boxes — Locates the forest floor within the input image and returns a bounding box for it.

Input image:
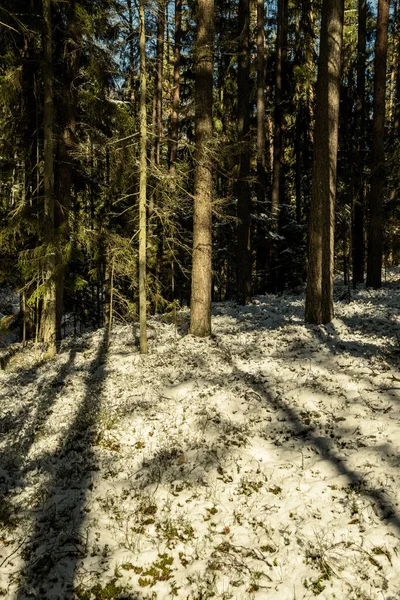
[1,272,400,600]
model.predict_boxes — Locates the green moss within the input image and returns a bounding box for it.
[74,578,126,600]
[137,553,174,587]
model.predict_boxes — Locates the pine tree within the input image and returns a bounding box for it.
[305,0,345,324]
[236,0,251,305]
[42,0,57,357]
[139,0,148,353]
[366,0,389,288]
[189,0,214,336]
[352,0,367,286]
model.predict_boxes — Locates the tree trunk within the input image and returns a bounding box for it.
[388,0,398,125]
[127,0,136,105]
[42,0,57,357]
[270,0,287,292]
[155,0,164,171]
[271,0,286,226]
[352,0,367,287]
[169,0,181,173]
[294,7,302,224]
[56,0,78,338]
[189,0,214,336]
[392,0,400,137]
[139,0,148,353]
[366,0,389,288]
[305,0,344,324]
[236,0,251,305]
[256,0,266,209]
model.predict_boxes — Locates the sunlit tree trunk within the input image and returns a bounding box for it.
[155,0,164,172]
[388,0,398,126]
[139,0,148,353]
[42,0,57,357]
[305,0,344,324]
[366,0,389,288]
[190,0,214,336]
[236,0,251,304]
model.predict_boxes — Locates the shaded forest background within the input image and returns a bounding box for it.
[0,0,399,354]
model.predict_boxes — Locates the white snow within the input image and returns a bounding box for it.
[1,271,400,599]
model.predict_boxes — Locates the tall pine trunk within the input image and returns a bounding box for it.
[256,0,266,217]
[155,0,164,171]
[236,0,251,304]
[271,0,286,226]
[366,0,389,288]
[56,0,78,338]
[169,0,181,173]
[42,0,57,357]
[305,0,344,324]
[139,0,148,353]
[270,0,287,291]
[352,0,367,286]
[189,0,214,336]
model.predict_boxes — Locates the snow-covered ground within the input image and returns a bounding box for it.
[1,273,400,600]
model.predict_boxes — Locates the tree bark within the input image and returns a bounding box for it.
[169,0,181,173]
[127,0,136,105]
[392,0,400,137]
[305,0,344,324]
[271,0,286,226]
[236,0,251,305]
[56,0,78,338]
[139,0,148,353]
[366,0,389,288]
[256,0,266,209]
[42,0,57,357]
[189,0,214,336]
[352,0,367,286]
[154,0,165,171]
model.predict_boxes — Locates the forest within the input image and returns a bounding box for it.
[0,0,398,354]
[1,1,400,599]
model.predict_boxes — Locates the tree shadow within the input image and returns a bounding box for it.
[2,328,146,599]
[229,364,400,534]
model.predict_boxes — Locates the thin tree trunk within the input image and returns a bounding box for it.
[392,1,400,137]
[127,0,136,105]
[305,0,344,324]
[155,0,164,170]
[56,0,78,338]
[352,0,367,286]
[270,0,287,292]
[294,7,302,224]
[256,0,266,208]
[42,0,57,357]
[388,0,398,124]
[139,0,148,353]
[169,0,181,173]
[236,0,251,304]
[254,0,266,292]
[271,0,286,225]
[366,0,389,288]
[189,0,214,336]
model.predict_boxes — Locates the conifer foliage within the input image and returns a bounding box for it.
[0,0,399,346]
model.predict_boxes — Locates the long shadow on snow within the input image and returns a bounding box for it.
[302,323,400,407]
[0,345,82,530]
[13,330,144,600]
[231,365,400,535]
